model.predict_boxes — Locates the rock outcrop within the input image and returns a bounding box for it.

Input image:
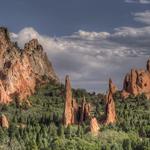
[63,75,91,126]
[122,59,150,99]
[0,114,9,128]
[90,117,100,136]
[63,75,73,126]
[105,79,117,125]
[0,27,59,104]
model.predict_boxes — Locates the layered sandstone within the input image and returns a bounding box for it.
[105,80,117,125]
[90,117,100,136]
[122,59,150,99]
[0,27,59,104]
[0,114,9,128]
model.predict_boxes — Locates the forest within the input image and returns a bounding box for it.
[0,82,150,150]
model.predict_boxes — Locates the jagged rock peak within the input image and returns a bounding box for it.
[109,78,117,94]
[0,27,10,44]
[0,114,9,128]
[24,39,43,52]
[0,27,59,104]
[122,59,150,99]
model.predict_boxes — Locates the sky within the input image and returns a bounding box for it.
[0,0,150,92]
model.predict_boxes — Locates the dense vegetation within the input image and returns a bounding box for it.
[0,82,150,150]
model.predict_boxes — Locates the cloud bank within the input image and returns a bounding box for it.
[10,2,150,92]
[125,0,150,4]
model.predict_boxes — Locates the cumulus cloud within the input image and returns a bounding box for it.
[133,10,150,25]
[125,0,150,4]
[10,26,149,92]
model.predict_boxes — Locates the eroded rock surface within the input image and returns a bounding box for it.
[122,59,150,99]
[0,27,59,104]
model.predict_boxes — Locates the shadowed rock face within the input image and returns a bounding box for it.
[122,59,150,99]
[0,114,9,128]
[105,79,117,125]
[90,117,100,136]
[0,27,59,104]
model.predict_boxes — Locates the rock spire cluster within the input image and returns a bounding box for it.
[122,59,150,99]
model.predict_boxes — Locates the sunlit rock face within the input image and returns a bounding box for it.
[122,59,150,99]
[0,114,9,128]
[0,27,59,104]
[105,79,117,125]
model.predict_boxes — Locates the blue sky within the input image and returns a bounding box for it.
[1,0,149,35]
[1,0,150,92]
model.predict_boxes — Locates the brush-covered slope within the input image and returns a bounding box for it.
[0,82,149,150]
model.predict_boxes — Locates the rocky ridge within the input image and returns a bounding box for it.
[0,27,59,104]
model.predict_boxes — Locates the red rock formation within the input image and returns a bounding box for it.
[63,77,92,126]
[122,59,150,99]
[71,98,79,124]
[63,75,73,126]
[80,97,91,123]
[90,117,100,136]
[109,78,117,94]
[105,79,117,125]
[0,27,59,104]
[0,114,9,128]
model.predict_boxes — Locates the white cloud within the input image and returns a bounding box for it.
[10,26,150,92]
[133,10,150,25]
[125,0,150,4]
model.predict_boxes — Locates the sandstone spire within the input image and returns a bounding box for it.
[105,80,117,124]
[109,78,117,94]
[90,117,100,136]
[80,97,91,124]
[63,75,73,126]
[0,114,9,128]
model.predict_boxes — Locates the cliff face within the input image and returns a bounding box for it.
[0,27,59,104]
[122,59,150,99]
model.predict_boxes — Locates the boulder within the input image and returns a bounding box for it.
[0,114,9,128]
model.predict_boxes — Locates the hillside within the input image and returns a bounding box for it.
[0,82,149,150]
